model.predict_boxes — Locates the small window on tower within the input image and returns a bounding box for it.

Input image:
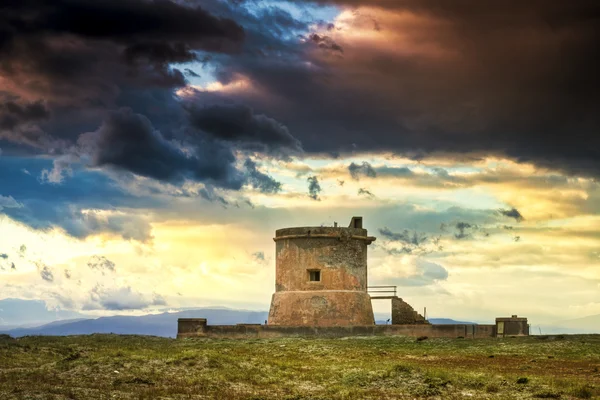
[309,270,321,282]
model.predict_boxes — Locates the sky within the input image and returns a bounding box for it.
[0,0,599,325]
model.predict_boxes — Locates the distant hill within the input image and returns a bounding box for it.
[536,314,600,335]
[429,318,477,325]
[0,298,87,327]
[2,307,480,338]
[1,309,269,338]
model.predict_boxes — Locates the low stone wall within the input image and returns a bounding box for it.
[177,319,497,339]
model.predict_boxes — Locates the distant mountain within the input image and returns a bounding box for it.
[1,309,269,338]
[429,318,477,325]
[536,314,600,334]
[0,298,87,327]
[373,317,477,325]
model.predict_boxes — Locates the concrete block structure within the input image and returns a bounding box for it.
[267,217,376,326]
[496,315,529,337]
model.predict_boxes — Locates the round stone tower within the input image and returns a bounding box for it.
[267,217,376,326]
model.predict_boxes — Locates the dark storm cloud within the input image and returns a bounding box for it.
[349,162,376,180]
[244,159,282,194]
[0,0,243,96]
[184,68,201,78]
[198,187,229,206]
[0,100,50,131]
[123,42,197,65]
[306,33,343,53]
[186,104,303,157]
[0,0,244,42]
[210,0,600,177]
[0,0,244,153]
[78,108,244,189]
[0,156,157,241]
[307,176,322,200]
[498,208,525,222]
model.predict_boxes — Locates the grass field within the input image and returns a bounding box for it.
[1,334,599,399]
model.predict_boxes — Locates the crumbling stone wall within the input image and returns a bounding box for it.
[391,297,428,325]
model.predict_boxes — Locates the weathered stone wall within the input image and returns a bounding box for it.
[391,297,428,325]
[496,316,529,336]
[177,318,207,335]
[473,324,496,338]
[268,291,375,326]
[274,227,372,292]
[268,222,376,326]
[177,319,498,339]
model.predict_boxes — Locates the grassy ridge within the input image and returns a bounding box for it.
[1,334,599,399]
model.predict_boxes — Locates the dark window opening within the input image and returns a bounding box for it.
[309,270,321,282]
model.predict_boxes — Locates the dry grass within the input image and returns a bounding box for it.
[0,333,599,399]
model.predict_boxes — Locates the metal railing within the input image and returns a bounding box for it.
[367,285,397,296]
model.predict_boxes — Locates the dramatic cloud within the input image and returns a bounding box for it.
[208,0,599,177]
[87,256,116,273]
[0,0,244,96]
[85,286,167,311]
[373,256,449,287]
[307,175,322,201]
[0,0,245,160]
[379,228,428,247]
[0,100,50,131]
[397,259,449,287]
[39,265,54,282]
[187,104,303,157]
[453,222,475,240]
[306,33,343,53]
[244,159,282,194]
[499,208,525,222]
[349,162,376,180]
[79,108,243,189]
[378,227,436,255]
[357,188,374,198]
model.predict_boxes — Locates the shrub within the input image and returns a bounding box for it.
[486,383,500,393]
[533,390,561,398]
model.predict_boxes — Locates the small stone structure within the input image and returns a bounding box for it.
[177,216,529,339]
[268,217,376,326]
[496,315,529,337]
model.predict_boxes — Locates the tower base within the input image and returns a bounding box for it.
[268,291,375,326]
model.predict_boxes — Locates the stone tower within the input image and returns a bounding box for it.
[267,217,376,326]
